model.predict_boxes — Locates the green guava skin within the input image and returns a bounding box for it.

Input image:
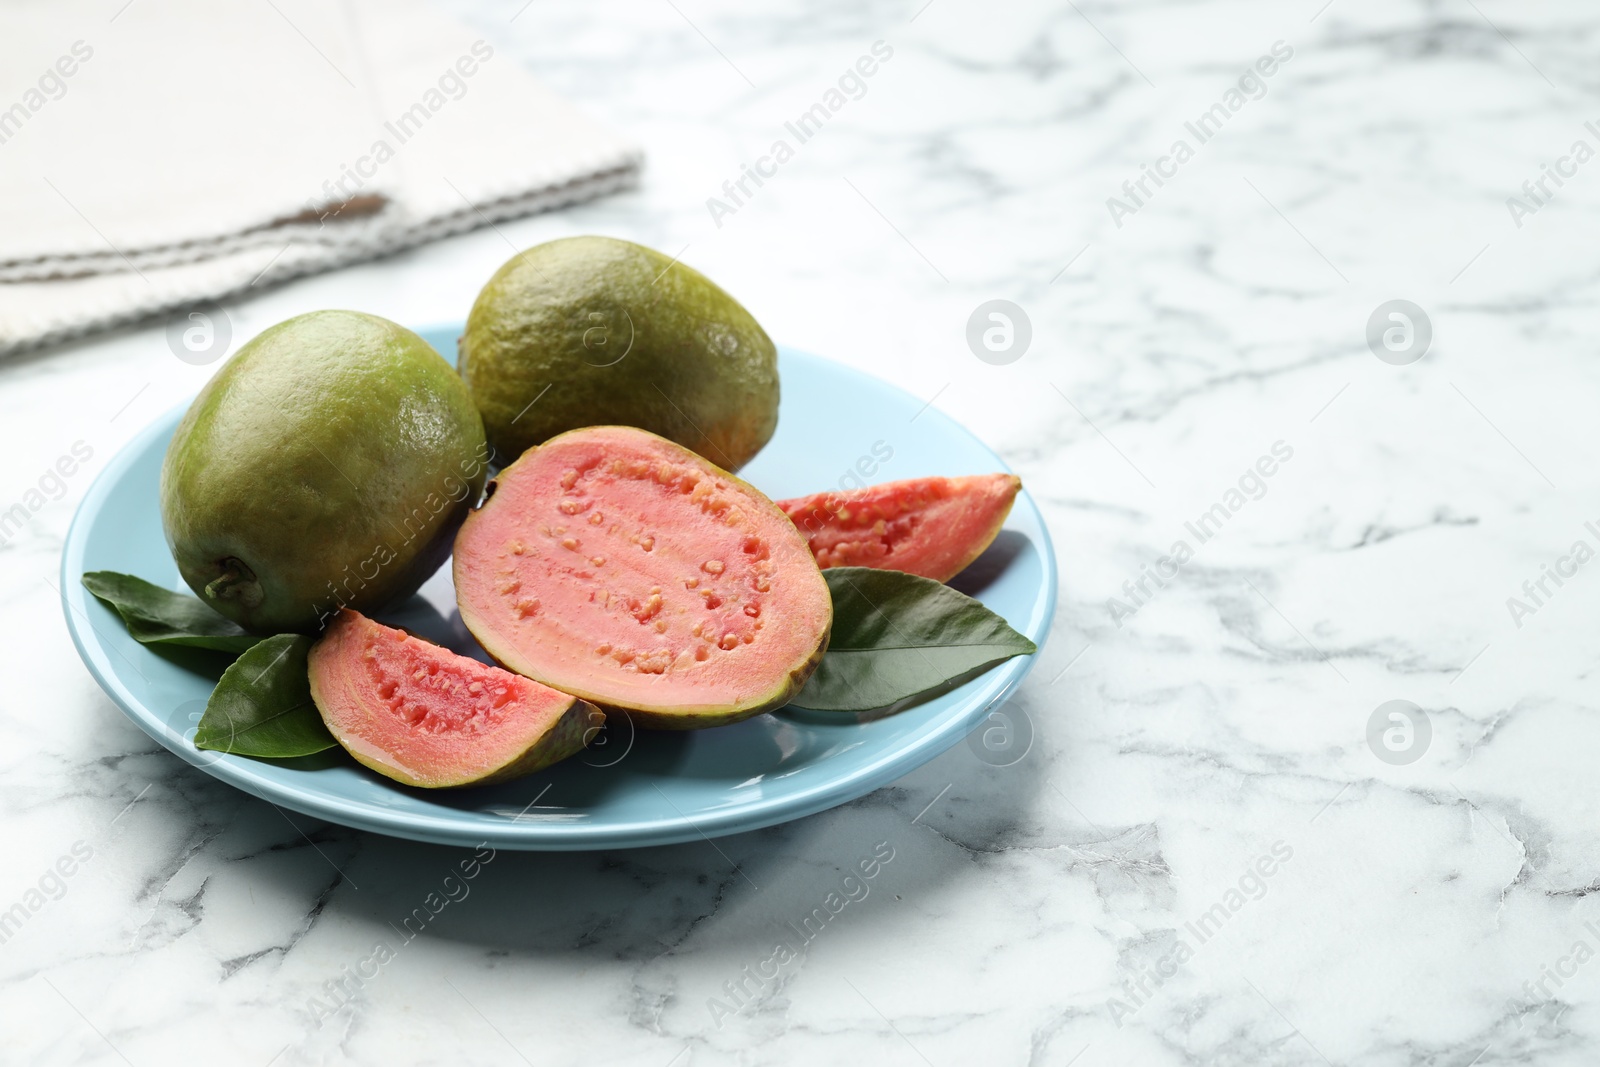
[160,311,488,634]
[459,236,779,470]
[616,632,830,731]
[467,697,603,784]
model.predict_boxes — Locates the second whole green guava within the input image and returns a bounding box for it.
[459,236,779,471]
[160,310,488,634]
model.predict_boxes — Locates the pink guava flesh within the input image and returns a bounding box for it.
[453,426,832,729]
[778,473,1021,583]
[307,610,602,787]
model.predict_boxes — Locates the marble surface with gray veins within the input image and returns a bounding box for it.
[5,0,1600,1063]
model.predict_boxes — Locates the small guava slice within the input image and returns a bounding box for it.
[307,610,602,788]
[453,426,832,730]
[778,474,1022,583]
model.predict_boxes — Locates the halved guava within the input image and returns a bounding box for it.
[307,610,602,788]
[453,426,832,730]
[778,474,1022,582]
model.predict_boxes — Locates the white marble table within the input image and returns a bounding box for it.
[6,0,1599,1062]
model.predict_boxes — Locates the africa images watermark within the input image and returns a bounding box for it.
[0,841,95,947]
[967,300,1032,366]
[1504,120,1600,230]
[706,840,896,1029]
[306,843,496,1025]
[1367,699,1430,766]
[0,40,94,146]
[1504,518,1600,629]
[1506,920,1600,1028]
[1106,40,1294,228]
[0,440,96,549]
[166,302,233,366]
[300,40,496,222]
[309,439,491,628]
[1107,840,1294,1027]
[706,41,895,228]
[783,439,896,543]
[1106,440,1295,627]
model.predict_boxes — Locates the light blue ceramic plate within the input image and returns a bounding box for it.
[61,331,1056,850]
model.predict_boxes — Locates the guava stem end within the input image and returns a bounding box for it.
[205,558,264,608]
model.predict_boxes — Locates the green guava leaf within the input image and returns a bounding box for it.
[195,634,336,757]
[81,571,261,654]
[790,567,1037,713]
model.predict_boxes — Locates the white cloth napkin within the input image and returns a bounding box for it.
[0,0,641,357]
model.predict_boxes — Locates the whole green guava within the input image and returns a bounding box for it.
[459,236,779,470]
[160,310,488,634]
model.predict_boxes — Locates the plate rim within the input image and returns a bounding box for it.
[60,344,1058,850]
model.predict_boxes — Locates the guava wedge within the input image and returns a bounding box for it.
[453,426,832,730]
[778,474,1022,583]
[307,610,602,788]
